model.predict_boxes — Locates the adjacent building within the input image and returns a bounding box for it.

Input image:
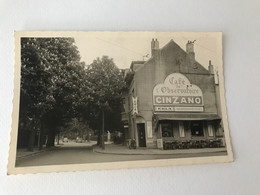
[121,39,225,149]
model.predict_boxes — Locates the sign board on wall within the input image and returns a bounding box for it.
[153,73,204,112]
[132,97,138,114]
[147,121,153,138]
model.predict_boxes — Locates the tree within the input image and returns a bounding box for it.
[85,56,125,149]
[19,37,87,150]
[65,118,92,141]
[20,38,55,150]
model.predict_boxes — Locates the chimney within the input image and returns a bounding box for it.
[151,38,159,56]
[208,60,214,74]
[186,40,195,60]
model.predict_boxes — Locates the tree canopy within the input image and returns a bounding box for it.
[19,37,87,149]
[19,38,125,151]
[19,39,126,150]
[84,56,125,131]
[84,56,125,148]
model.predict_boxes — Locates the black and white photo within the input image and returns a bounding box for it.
[8,31,233,174]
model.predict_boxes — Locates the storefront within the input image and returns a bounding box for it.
[152,73,223,149]
[122,39,225,149]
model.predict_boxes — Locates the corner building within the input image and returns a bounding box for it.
[121,39,224,149]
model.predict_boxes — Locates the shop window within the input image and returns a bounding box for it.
[184,121,190,130]
[191,121,204,136]
[208,123,214,137]
[179,121,185,137]
[215,122,223,137]
[161,123,173,137]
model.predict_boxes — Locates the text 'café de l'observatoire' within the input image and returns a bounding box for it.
[121,39,225,149]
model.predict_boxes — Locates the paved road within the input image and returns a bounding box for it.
[16,142,227,167]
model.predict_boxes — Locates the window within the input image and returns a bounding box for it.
[184,121,190,130]
[208,123,214,137]
[191,121,204,136]
[179,121,185,137]
[161,122,173,137]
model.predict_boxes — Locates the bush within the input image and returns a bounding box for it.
[113,135,123,144]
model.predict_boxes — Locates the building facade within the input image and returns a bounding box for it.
[121,39,225,149]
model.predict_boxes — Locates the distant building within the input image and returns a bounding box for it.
[120,68,131,78]
[121,39,225,149]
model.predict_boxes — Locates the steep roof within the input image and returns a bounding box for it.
[134,39,210,75]
[160,39,210,74]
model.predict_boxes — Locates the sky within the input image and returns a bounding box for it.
[74,32,222,70]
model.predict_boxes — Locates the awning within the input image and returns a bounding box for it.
[155,113,221,121]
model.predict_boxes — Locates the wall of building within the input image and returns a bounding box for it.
[159,41,218,114]
[126,40,220,148]
[134,58,157,147]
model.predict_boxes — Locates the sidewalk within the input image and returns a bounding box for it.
[16,141,98,159]
[60,141,97,148]
[93,144,227,155]
[16,146,59,160]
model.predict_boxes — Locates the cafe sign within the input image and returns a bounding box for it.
[132,97,138,114]
[153,73,204,112]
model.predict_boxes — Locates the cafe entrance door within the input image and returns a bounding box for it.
[137,123,146,147]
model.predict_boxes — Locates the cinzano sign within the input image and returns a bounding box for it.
[153,73,204,112]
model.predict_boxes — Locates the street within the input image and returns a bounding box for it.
[16,142,227,167]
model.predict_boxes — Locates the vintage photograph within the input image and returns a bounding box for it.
[8,32,233,174]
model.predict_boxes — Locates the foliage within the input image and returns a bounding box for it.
[20,37,87,148]
[86,56,125,108]
[20,38,54,119]
[85,56,126,131]
[19,39,126,149]
[63,118,92,139]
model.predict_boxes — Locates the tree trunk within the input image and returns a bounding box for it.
[38,124,42,150]
[57,133,60,145]
[97,133,101,146]
[46,128,55,147]
[37,131,41,149]
[28,130,35,151]
[39,122,45,150]
[87,132,90,143]
[101,110,105,150]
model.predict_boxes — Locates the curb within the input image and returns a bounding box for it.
[16,150,45,160]
[16,146,61,160]
[93,148,227,156]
